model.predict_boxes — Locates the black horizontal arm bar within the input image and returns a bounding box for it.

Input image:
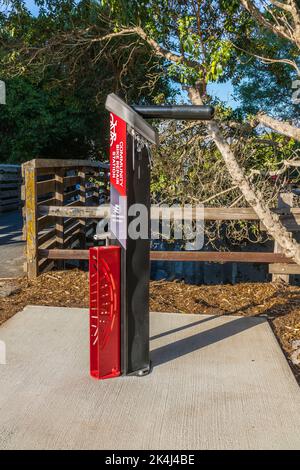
[132,105,214,120]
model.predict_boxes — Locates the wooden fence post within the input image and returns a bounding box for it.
[104,166,110,202]
[24,164,38,278]
[78,168,86,249]
[272,191,294,284]
[55,168,65,269]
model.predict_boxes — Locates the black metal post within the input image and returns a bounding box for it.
[105,94,214,378]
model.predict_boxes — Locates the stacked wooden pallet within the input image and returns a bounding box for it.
[0,164,22,213]
[22,159,108,277]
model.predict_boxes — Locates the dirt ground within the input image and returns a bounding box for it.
[0,269,299,384]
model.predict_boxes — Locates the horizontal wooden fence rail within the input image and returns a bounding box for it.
[37,204,300,221]
[38,248,296,264]
[0,164,22,213]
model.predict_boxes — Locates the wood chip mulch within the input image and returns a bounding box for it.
[0,270,299,384]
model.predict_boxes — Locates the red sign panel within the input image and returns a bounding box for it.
[110,112,127,196]
[89,246,121,380]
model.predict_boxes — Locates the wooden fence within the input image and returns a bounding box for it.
[22,159,109,278]
[36,205,300,267]
[0,164,22,213]
[22,160,300,281]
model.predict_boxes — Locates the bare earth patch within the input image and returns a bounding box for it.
[0,270,299,384]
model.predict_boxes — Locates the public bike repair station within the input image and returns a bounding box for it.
[89,93,214,379]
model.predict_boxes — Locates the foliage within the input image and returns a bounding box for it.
[1,0,300,245]
[151,104,300,246]
[0,77,103,163]
[230,30,300,119]
[0,0,172,162]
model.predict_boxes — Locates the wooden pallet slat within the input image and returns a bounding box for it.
[38,228,56,247]
[0,197,20,205]
[37,179,56,196]
[64,175,80,188]
[0,164,22,213]
[0,189,21,198]
[1,184,20,190]
[38,215,55,231]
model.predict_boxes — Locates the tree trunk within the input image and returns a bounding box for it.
[188,86,300,264]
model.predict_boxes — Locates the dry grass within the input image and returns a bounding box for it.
[0,270,89,325]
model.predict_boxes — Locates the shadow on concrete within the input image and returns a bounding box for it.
[0,210,24,277]
[0,210,23,246]
[151,315,265,367]
[150,314,220,341]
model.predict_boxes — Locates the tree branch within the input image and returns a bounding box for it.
[240,0,299,45]
[254,112,300,141]
[269,0,293,14]
[61,26,202,70]
[233,42,300,75]
[188,85,300,264]
[129,26,202,70]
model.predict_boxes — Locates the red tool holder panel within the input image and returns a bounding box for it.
[89,246,121,379]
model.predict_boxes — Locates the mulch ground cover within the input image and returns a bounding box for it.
[1,269,299,384]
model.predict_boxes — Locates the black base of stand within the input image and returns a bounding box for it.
[127,361,152,377]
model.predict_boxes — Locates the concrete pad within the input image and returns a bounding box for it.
[0,306,299,450]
